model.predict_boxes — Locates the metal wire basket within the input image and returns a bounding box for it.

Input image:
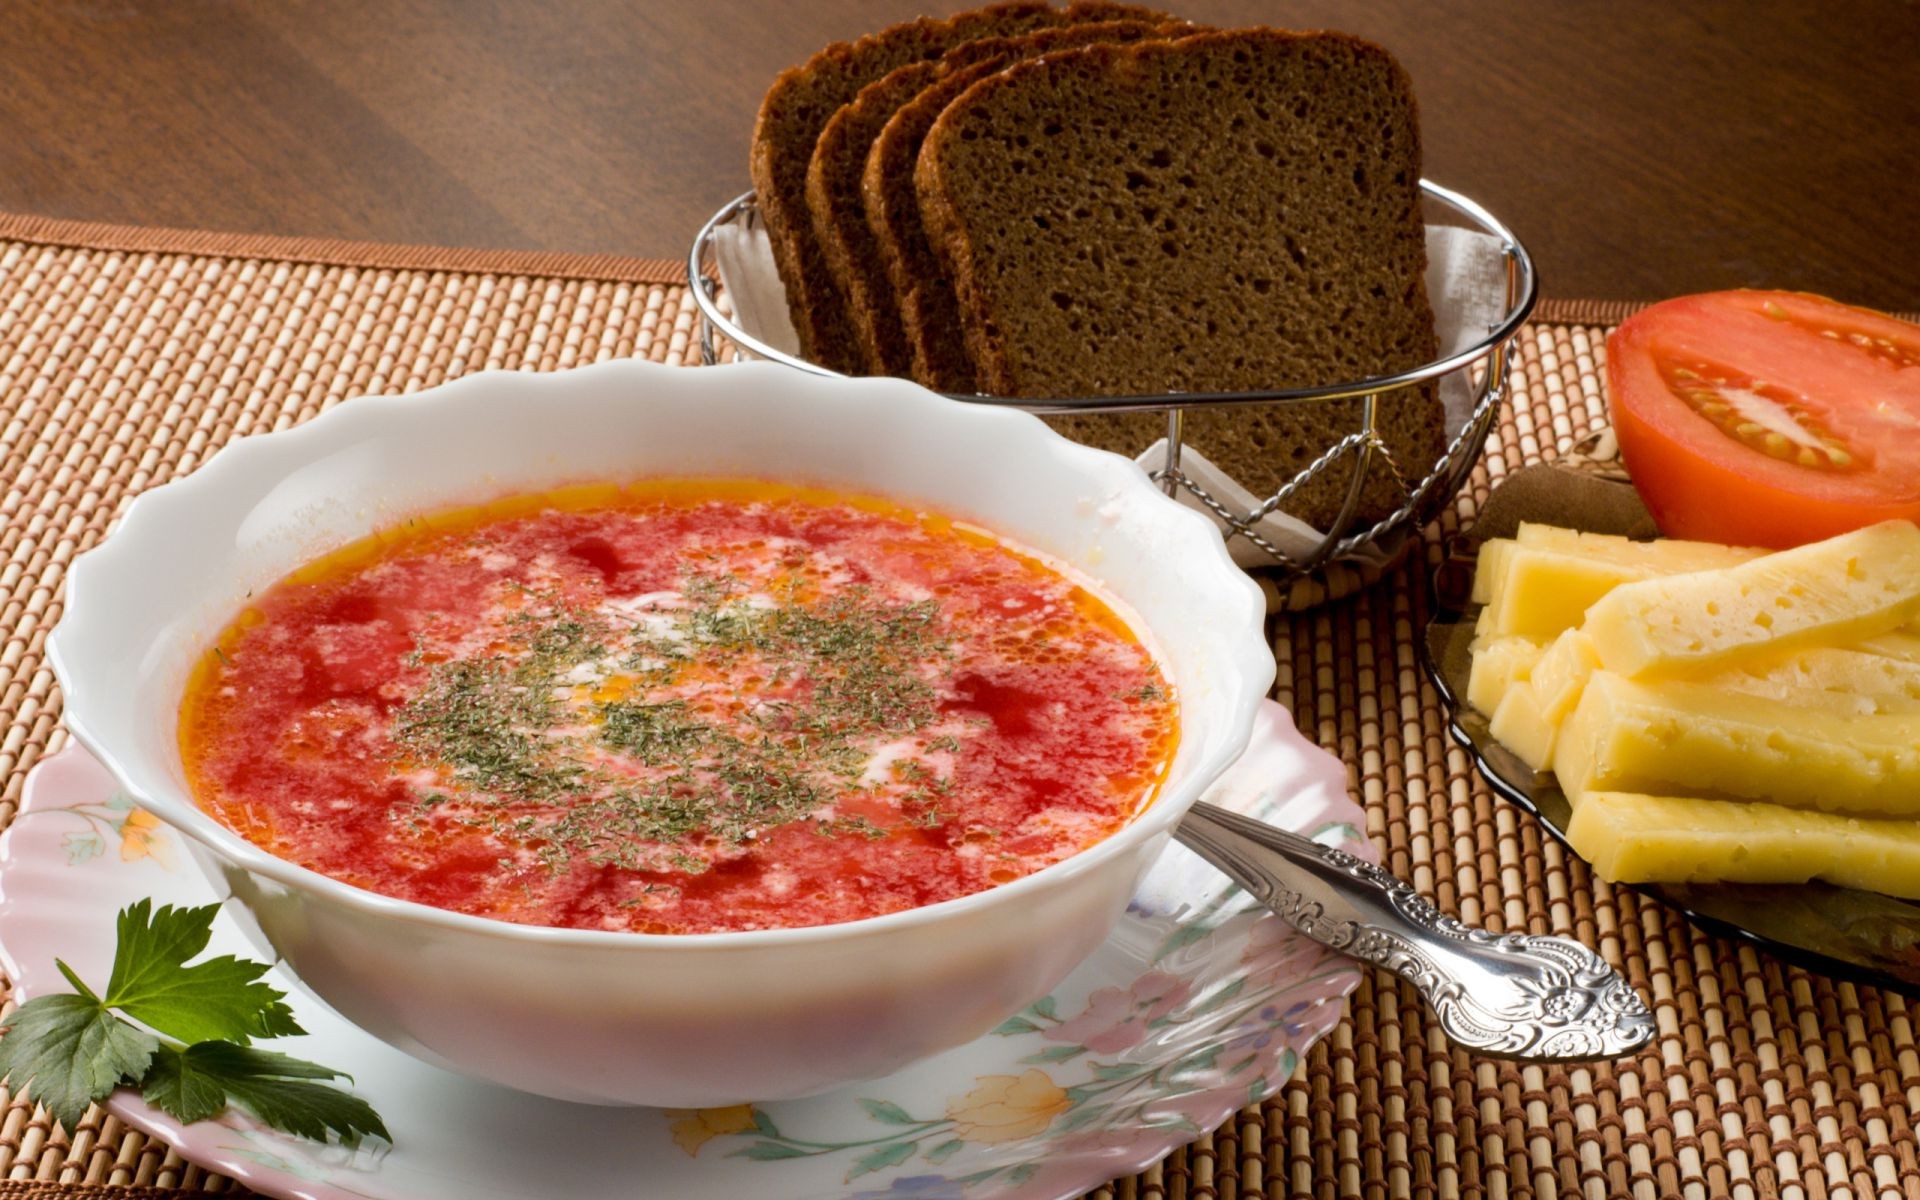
[687,180,1537,600]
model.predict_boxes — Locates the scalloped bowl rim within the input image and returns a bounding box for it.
[48,359,1273,951]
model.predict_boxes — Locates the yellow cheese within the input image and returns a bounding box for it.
[1470,538,1518,606]
[1718,645,1920,711]
[1582,520,1920,678]
[1471,524,1763,639]
[1479,532,1766,642]
[1491,641,1920,787]
[1488,681,1558,771]
[1529,629,1600,723]
[1466,635,1543,714]
[1514,523,1762,572]
[1554,671,1920,816]
[1860,629,1920,663]
[1481,547,1653,640]
[1565,791,1920,897]
[1473,527,1758,616]
[1541,640,1920,721]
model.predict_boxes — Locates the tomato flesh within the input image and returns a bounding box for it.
[1607,290,1920,548]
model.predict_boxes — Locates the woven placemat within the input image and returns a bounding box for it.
[0,214,1916,1200]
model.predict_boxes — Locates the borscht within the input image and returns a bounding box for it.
[178,480,1177,934]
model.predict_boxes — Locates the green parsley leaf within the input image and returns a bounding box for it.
[140,1043,229,1124]
[0,991,158,1129]
[146,1042,388,1147]
[102,900,302,1044]
[0,901,386,1148]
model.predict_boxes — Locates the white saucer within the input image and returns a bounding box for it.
[0,701,1366,1200]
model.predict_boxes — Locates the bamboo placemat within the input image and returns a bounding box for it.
[0,214,1915,1200]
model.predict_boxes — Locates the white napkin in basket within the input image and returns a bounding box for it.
[712,217,1511,568]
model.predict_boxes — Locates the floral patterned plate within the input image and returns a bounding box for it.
[0,701,1368,1200]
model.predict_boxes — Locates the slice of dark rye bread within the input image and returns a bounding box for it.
[750,2,1168,375]
[810,19,1185,378]
[855,20,1200,390]
[915,29,1445,528]
[807,59,946,377]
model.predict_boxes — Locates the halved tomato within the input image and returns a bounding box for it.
[1607,290,1920,547]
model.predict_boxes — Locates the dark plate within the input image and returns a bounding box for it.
[1423,576,1920,999]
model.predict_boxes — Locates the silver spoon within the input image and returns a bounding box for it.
[1175,801,1656,1061]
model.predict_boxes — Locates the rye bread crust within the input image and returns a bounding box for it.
[861,59,1006,392]
[808,60,944,375]
[914,29,1443,526]
[859,20,1196,392]
[751,3,1164,375]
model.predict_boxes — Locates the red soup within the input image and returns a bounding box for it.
[179,480,1178,934]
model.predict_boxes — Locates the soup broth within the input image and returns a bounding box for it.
[179,480,1177,934]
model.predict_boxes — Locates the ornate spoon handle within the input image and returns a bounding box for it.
[1174,801,1655,1061]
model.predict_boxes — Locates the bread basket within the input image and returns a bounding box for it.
[687,180,1538,608]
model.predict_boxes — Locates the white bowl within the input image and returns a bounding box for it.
[48,360,1272,1106]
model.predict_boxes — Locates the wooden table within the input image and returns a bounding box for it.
[2,0,1915,310]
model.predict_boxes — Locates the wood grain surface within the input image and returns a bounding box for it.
[1,1,1914,309]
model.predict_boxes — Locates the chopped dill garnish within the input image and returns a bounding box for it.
[902,792,952,828]
[598,700,711,766]
[393,655,579,801]
[389,573,957,876]
[822,814,889,840]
